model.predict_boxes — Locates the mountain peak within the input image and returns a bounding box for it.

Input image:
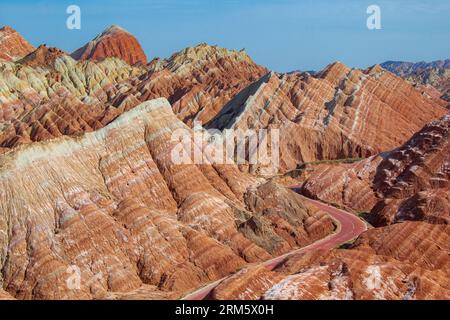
[164,43,257,74]
[98,25,128,37]
[0,25,35,61]
[0,25,15,33]
[71,25,147,65]
[18,44,67,68]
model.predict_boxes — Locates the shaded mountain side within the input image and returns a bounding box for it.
[301,115,449,226]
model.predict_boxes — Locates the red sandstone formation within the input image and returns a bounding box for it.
[119,43,268,125]
[0,98,335,299]
[207,221,450,300]
[0,26,35,61]
[0,43,267,151]
[302,115,450,225]
[381,60,450,105]
[71,25,148,65]
[206,63,448,172]
[0,51,146,149]
[18,45,66,68]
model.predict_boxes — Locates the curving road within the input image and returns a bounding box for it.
[182,188,367,300]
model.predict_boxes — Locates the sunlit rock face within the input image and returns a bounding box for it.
[381,60,450,107]
[123,43,269,126]
[0,43,267,154]
[302,115,449,226]
[206,63,448,172]
[0,98,335,299]
[0,25,448,301]
[207,221,450,300]
[0,26,35,62]
[71,25,148,66]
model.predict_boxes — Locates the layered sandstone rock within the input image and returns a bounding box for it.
[301,115,450,225]
[381,60,450,105]
[5,37,446,173]
[0,26,35,62]
[71,25,148,65]
[208,221,450,300]
[0,98,334,299]
[120,43,268,125]
[206,64,448,172]
[18,44,67,68]
[0,43,267,152]
[0,53,146,149]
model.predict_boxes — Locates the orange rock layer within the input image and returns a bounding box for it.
[207,222,450,300]
[302,115,449,226]
[206,64,448,172]
[71,25,148,65]
[0,26,35,61]
[0,98,335,299]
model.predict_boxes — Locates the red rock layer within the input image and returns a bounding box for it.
[0,26,35,61]
[207,222,450,300]
[370,115,450,225]
[0,98,335,299]
[0,43,267,152]
[0,289,15,300]
[381,60,450,105]
[206,64,448,172]
[302,115,450,225]
[71,25,148,65]
[116,43,268,125]
[300,156,381,213]
[0,53,146,148]
[18,45,66,68]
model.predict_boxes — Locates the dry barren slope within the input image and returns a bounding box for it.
[0,98,335,299]
[302,115,450,226]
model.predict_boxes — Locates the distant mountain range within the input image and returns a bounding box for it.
[381,59,450,76]
[381,59,450,103]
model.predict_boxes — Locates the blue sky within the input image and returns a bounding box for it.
[1,0,449,72]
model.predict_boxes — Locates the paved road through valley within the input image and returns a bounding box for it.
[182,188,367,300]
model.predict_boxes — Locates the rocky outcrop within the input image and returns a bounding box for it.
[206,63,448,172]
[370,115,450,225]
[381,60,450,106]
[0,53,146,149]
[71,25,148,65]
[302,115,450,225]
[121,43,268,125]
[0,98,334,299]
[18,44,66,68]
[300,156,381,213]
[207,221,450,300]
[0,26,34,62]
[351,222,449,270]
[0,43,267,152]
